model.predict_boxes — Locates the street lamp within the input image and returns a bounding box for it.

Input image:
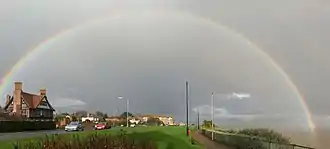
[197,107,200,130]
[211,92,214,140]
[118,96,129,127]
[210,92,251,140]
[185,81,189,136]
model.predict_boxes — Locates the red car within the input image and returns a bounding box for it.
[94,122,110,130]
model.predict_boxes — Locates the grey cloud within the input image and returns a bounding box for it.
[50,97,86,108]
[193,105,259,122]
[0,2,329,145]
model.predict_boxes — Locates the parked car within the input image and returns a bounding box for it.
[65,121,84,131]
[94,122,111,130]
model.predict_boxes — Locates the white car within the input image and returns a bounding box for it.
[65,121,84,131]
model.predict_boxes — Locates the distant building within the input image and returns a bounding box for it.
[3,82,55,120]
[81,113,99,122]
[179,122,186,126]
[129,118,140,124]
[140,114,175,126]
[105,116,121,122]
[158,116,174,125]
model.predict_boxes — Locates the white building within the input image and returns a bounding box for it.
[179,122,186,126]
[140,115,175,126]
[129,118,140,124]
[158,116,174,125]
[81,116,99,122]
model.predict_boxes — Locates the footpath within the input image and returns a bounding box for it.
[191,130,232,149]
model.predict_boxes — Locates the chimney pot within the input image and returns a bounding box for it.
[40,88,47,95]
[14,82,23,90]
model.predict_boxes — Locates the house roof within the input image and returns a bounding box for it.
[141,114,172,118]
[21,91,42,108]
[4,90,55,111]
[106,116,120,119]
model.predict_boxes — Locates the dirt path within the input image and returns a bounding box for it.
[191,131,232,149]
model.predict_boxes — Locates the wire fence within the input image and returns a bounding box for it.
[201,129,314,149]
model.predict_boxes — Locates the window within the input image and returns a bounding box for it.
[21,110,26,115]
[40,101,48,106]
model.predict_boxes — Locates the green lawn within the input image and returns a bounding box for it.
[127,126,202,149]
[0,126,203,149]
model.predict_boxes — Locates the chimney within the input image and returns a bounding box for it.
[13,82,22,114]
[40,88,46,96]
[14,82,22,91]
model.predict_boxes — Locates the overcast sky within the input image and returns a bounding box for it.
[0,0,329,133]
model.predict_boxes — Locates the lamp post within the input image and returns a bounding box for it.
[211,92,214,140]
[186,81,189,136]
[118,96,129,127]
[197,107,200,130]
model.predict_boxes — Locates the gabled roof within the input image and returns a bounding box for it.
[4,96,13,110]
[4,90,55,111]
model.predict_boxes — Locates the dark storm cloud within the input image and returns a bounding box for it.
[0,0,329,131]
[0,12,303,124]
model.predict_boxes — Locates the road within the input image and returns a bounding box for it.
[0,124,96,141]
[0,130,66,141]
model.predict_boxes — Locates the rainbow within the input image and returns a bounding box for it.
[0,10,316,132]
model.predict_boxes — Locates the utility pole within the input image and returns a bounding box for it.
[197,108,200,130]
[211,92,214,140]
[126,99,129,128]
[186,81,189,136]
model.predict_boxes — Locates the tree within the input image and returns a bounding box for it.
[120,112,133,118]
[60,112,69,116]
[95,111,104,118]
[146,117,164,126]
[75,110,88,117]
[103,113,108,119]
[71,115,78,121]
[202,120,213,128]
[54,114,65,123]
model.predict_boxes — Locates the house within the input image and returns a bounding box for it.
[140,114,175,126]
[129,118,140,124]
[105,116,120,122]
[3,82,55,120]
[179,122,186,126]
[81,113,99,122]
[56,115,72,128]
[158,116,174,125]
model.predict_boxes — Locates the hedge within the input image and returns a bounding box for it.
[0,121,56,132]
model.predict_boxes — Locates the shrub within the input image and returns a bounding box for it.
[237,128,290,144]
[13,129,157,149]
[203,128,291,149]
[0,121,24,132]
[0,121,56,132]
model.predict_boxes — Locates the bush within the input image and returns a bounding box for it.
[237,128,290,144]
[0,121,56,132]
[0,121,24,132]
[13,129,157,149]
[203,128,291,149]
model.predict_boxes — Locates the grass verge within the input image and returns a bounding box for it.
[0,126,202,149]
